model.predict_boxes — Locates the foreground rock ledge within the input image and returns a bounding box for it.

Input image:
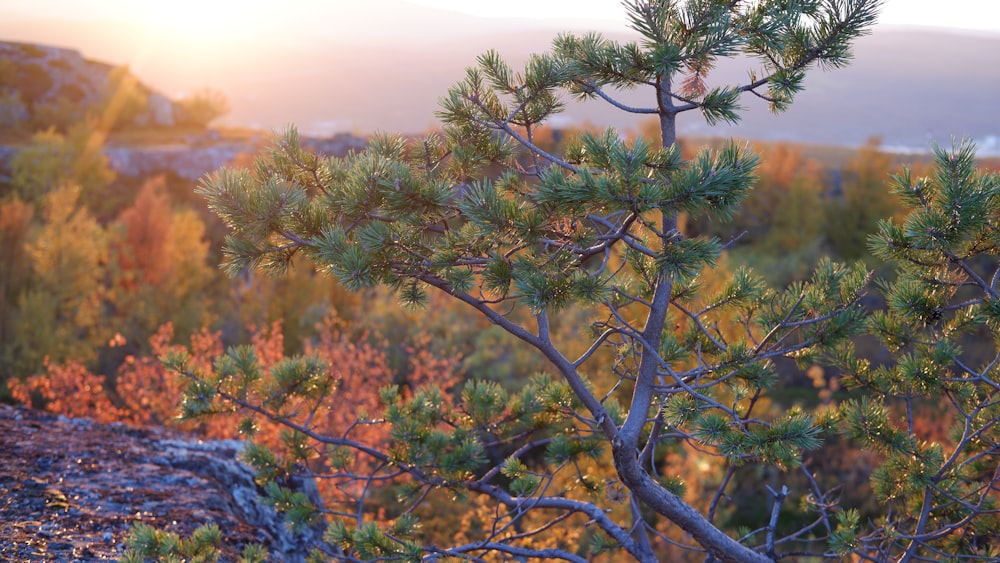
[0,404,319,562]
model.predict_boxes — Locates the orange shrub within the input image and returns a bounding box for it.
[9,357,124,423]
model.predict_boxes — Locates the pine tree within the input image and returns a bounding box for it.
[178,2,919,561]
[841,141,1000,560]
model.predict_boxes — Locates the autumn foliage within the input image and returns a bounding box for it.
[3,5,997,555]
[2,127,979,561]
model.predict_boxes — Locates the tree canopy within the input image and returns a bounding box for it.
[142,1,1000,561]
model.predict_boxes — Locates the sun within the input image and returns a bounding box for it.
[108,0,280,86]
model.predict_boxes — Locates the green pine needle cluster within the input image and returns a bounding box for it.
[142,1,1000,561]
[121,523,267,563]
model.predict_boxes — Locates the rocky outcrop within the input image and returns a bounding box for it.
[0,42,109,105]
[144,92,177,128]
[102,132,370,181]
[0,40,373,181]
[0,41,179,128]
[0,132,370,184]
[104,142,256,181]
[0,404,323,562]
[301,134,369,157]
[151,438,325,561]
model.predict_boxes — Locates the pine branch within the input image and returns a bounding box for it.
[575,80,659,114]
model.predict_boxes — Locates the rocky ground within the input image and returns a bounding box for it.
[0,404,316,562]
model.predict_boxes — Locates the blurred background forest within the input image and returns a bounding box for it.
[3,0,1000,554]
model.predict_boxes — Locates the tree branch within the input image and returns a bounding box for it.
[576,80,659,114]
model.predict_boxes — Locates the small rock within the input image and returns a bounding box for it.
[48,541,73,550]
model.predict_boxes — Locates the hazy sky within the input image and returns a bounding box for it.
[2,0,1000,34]
[407,0,1000,32]
[1,0,996,77]
[2,0,998,145]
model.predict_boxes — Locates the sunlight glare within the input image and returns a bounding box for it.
[130,0,270,41]
[402,0,625,21]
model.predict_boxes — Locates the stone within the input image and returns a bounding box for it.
[0,90,29,128]
[0,404,325,562]
[145,93,176,127]
[0,40,182,130]
[103,143,254,181]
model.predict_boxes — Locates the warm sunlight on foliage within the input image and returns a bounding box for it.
[180,1,896,559]
[12,185,109,377]
[6,2,1000,562]
[9,358,123,423]
[9,123,115,205]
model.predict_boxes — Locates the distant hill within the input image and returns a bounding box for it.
[699,28,1000,154]
[246,25,1000,154]
[1,3,998,154]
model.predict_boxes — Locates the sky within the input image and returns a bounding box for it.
[2,0,1000,35]
[1,1,997,68]
[1,0,998,149]
[1,0,997,81]
[406,0,1000,32]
